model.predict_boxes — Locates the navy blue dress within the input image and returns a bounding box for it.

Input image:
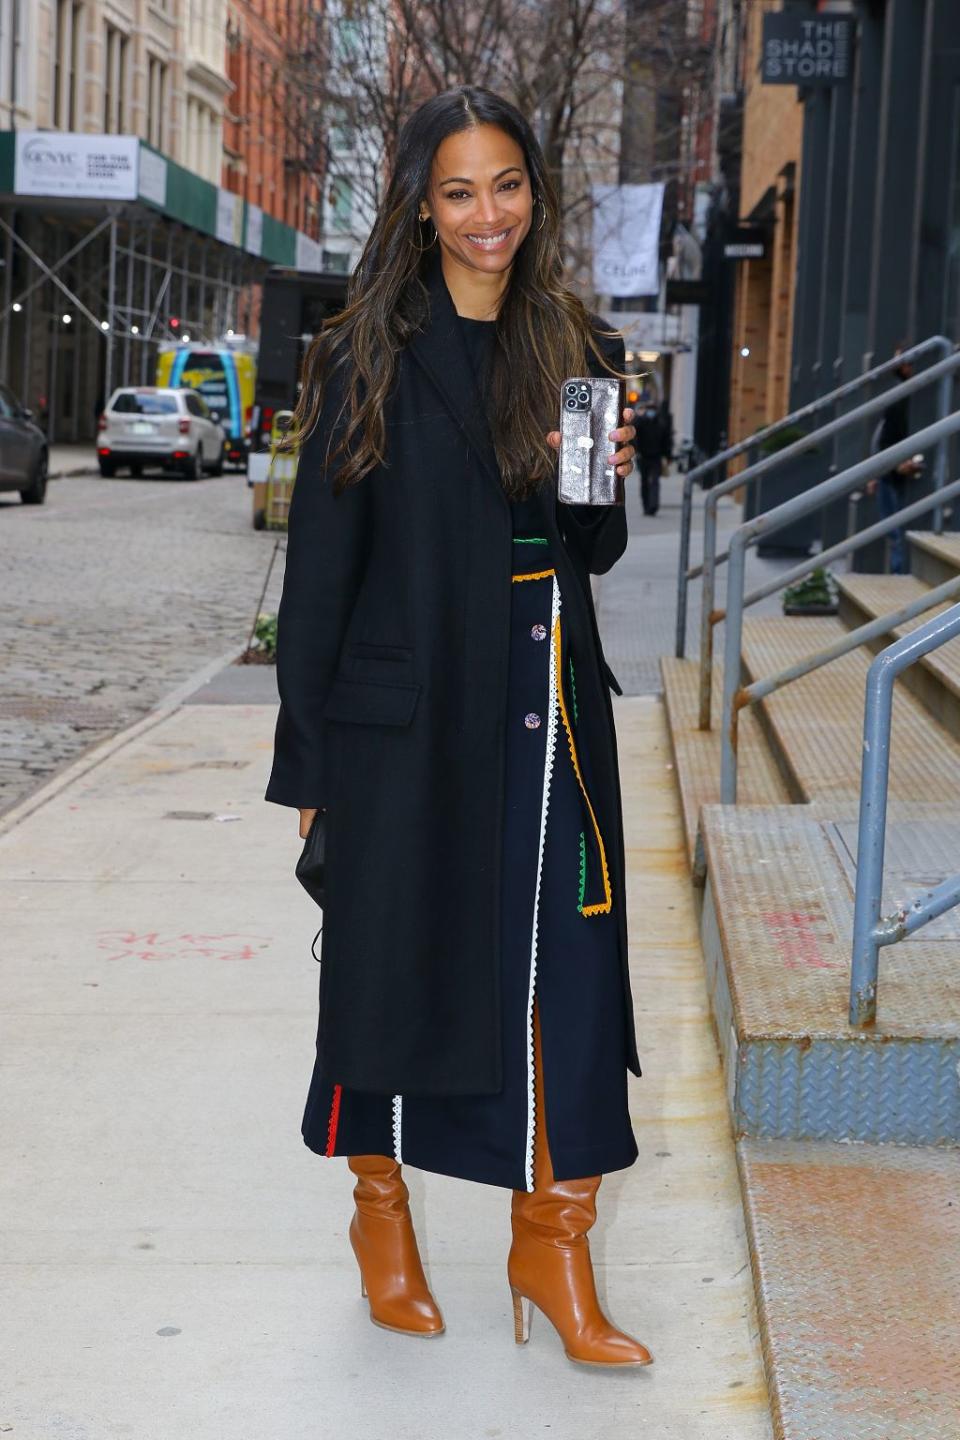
[300,315,638,1190]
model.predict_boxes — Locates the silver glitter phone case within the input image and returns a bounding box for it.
[557,377,624,506]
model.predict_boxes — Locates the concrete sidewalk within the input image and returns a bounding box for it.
[48,442,100,478]
[0,692,771,1439]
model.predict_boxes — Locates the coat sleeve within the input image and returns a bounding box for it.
[264,379,372,810]
[557,322,629,576]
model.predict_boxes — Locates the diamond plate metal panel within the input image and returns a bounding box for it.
[699,807,960,1144]
[828,818,960,942]
[741,617,960,819]
[738,1137,960,1440]
[661,656,792,862]
[738,1037,960,1144]
[838,573,960,707]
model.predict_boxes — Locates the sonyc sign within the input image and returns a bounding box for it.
[14,132,139,199]
[22,138,78,168]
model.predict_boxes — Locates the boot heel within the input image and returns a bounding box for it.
[360,1273,368,1298]
[511,1287,532,1345]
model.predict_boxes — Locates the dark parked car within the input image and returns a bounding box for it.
[0,385,47,504]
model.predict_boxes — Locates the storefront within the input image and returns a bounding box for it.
[789,0,960,418]
[0,132,323,443]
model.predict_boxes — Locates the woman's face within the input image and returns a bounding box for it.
[422,124,534,274]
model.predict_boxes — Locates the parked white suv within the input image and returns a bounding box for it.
[97,387,225,479]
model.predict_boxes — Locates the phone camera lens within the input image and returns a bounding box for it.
[564,383,578,396]
[564,397,578,409]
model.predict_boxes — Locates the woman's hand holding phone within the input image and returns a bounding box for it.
[546,406,637,478]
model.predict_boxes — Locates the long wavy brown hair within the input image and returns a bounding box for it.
[294,85,623,498]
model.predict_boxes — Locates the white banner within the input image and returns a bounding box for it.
[592,183,665,298]
[15,132,138,199]
[245,203,263,256]
[216,189,243,246]
[138,145,167,207]
[295,232,323,273]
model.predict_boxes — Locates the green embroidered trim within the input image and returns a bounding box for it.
[577,831,586,913]
[569,658,578,724]
[512,536,549,544]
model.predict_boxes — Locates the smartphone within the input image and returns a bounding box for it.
[557,377,624,506]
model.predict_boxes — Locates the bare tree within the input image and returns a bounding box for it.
[280,0,716,291]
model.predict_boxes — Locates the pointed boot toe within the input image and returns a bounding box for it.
[564,1326,653,1368]
[507,1012,652,1369]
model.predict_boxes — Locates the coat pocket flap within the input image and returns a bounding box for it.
[322,677,421,727]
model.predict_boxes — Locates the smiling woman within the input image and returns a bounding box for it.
[420,142,533,283]
[266,85,649,1369]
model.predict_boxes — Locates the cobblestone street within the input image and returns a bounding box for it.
[0,464,791,818]
[0,473,283,816]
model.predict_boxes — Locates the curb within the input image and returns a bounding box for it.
[0,642,250,836]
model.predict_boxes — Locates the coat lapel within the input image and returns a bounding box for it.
[406,254,503,491]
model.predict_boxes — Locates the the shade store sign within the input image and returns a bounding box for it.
[761,14,853,86]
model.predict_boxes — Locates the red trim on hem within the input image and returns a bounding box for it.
[325,1084,343,1156]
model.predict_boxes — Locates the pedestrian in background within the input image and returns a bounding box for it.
[266,85,652,1368]
[867,346,923,574]
[634,387,670,516]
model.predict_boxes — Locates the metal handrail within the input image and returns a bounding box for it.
[674,335,955,659]
[699,350,960,729]
[740,572,960,706]
[719,407,960,803]
[849,603,960,1027]
[718,473,960,619]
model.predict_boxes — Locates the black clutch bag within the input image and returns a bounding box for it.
[295,810,326,909]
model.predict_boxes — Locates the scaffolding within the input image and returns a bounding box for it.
[0,198,269,443]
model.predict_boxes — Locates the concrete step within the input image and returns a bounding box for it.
[738,1135,960,1440]
[660,657,793,863]
[741,616,960,818]
[837,572,960,738]
[699,803,960,1145]
[908,528,960,586]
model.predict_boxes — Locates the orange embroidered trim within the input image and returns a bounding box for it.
[512,567,557,583]
[552,615,613,915]
[325,1084,343,1156]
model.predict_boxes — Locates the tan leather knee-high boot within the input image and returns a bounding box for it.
[348,1154,444,1337]
[507,1011,653,1367]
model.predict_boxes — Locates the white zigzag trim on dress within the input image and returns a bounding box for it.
[523,575,562,1192]
[391,1095,403,1163]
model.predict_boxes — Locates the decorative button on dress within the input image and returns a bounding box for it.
[299,314,638,1190]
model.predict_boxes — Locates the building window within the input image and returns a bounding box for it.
[0,0,24,123]
[322,250,350,274]
[54,0,83,129]
[147,55,168,151]
[329,175,353,232]
[332,18,361,66]
[103,23,129,133]
[328,104,354,155]
[184,95,221,183]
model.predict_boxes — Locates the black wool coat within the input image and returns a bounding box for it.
[266,255,640,1095]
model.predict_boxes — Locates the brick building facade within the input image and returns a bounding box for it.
[727,1,803,453]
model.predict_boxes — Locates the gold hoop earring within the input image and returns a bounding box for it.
[411,213,438,251]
